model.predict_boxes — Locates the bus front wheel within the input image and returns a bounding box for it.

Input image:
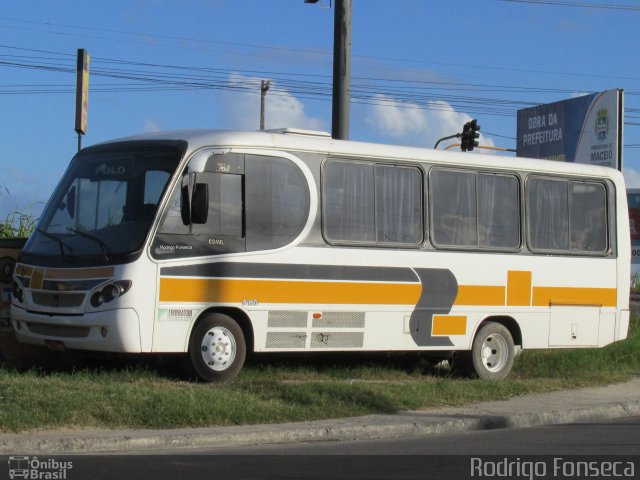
[459,322,515,380]
[188,313,246,383]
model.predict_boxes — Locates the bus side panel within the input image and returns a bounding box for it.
[154,247,620,354]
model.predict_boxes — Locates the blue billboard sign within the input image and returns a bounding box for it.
[517,89,623,170]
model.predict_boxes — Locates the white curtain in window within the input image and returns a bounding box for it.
[325,162,375,242]
[376,166,422,244]
[478,174,519,248]
[528,178,569,251]
[432,170,477,246]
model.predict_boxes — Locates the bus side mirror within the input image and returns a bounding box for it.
[191,183,209,224]
[180,185,190,225]
[181,183,208,225]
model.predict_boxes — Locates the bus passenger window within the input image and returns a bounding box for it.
[431,169,478,247]
[323,160,423,246]
[570,182,607,253]
[324,161,376,243]
[478,173,520,249]
[527,178,569,251]
[375,165,423,244]
[245,155,310,251]
[431,169,520,250]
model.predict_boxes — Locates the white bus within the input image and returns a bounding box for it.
[11,129,631,381]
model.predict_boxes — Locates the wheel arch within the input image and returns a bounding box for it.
[455,315,522,380]
[473,315,523,348]
[189,306,255,353]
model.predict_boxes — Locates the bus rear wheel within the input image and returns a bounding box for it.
[188,313,246,383]
[459,322,515,380]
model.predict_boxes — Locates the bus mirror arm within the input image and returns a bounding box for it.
[180,185,191,225]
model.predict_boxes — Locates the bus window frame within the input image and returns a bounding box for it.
[524,174,612,257]
[427,166,523,254]
[321,157,425,249]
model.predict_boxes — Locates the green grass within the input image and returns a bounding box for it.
[0,208,37,238]
[0,316,638,433]
[631,273,640,295]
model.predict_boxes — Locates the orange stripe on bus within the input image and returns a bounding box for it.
[159,278,422,306]
[532,287,617,307]
[432,315,467,336]
[159,277,617,310]
[31,269,44,290]
[507,270,532,306]
[454,285,505,306]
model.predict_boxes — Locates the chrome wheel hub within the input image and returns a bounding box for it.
[481,333,509,373]
[200,326,236,371]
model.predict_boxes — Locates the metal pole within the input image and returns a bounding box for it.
[331,0,351,140]
[77,133,82,152]
[434,133,461,150]
[260,80,271,130]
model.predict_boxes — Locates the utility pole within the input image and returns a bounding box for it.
[260,80,271,131]
[305,0,352,139]
[331,0,351,140]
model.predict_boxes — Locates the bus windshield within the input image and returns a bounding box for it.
[23,144,182,264]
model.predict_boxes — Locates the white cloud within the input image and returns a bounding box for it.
[143,118,161,133]
[623,167,640,189]
[221,73,326,132]
[365,95,495,152]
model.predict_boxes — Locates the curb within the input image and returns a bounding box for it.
[2,397,639,454]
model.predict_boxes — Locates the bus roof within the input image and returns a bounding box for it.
[98,128,624,182]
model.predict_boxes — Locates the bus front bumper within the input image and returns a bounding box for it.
[10,306,142,353]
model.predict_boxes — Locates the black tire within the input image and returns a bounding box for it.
[458,322,515,380]
[188,313,246,383]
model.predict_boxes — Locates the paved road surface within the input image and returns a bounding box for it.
[4,417,638,480]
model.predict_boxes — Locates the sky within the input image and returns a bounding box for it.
[1,0,640,222]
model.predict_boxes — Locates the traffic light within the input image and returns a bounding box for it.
[461,119,481,152]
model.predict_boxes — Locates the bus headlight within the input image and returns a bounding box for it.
[90,280,132,308]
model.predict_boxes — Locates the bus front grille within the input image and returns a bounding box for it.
[31,292,85,308]
[27,322,91,338]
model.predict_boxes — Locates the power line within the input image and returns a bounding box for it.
[482,131,516,140]
[497,0,640,11]
[1,45,639,146]
[3,14,640,84]
[2,47,639,120]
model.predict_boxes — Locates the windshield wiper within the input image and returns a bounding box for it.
[66,227,111,262]
[35,228,74,261]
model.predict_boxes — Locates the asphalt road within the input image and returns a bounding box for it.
[7,416,636,480]
[168,414,640,456]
